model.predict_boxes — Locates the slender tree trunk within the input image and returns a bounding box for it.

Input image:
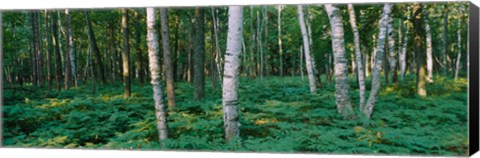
[364,4,392,118]
[325,4,355,119]
[300,46,304,80]
[211,8,223,82]
[160,8,177,109]
[414,3,427,96]
[387,16,398,83]
[84,11,106,84]
[423,6,433,82]
[248,7,255,78]
[257,10,264,79]
[88,42,97,93]
[134,11,145,85]
[146,8,168,141]
[455,5,464,80]
[222,6,243,142]
[65,10,76,88]
[109,22,117,83]
[45,10,52,91]
[400,7,410,80]
[122,9,131,98]
[304,6,322,87]
[297,5,316,93]
[263,6,269,77]
[63,10,71,90]
[348,4,366,111]
[193,8,206,100]
[31,12,39,86]
[442,5,448,76]
[51,11,62,90]
[365,51,370,77]
[35,12,44,86]
[277,5,284,77]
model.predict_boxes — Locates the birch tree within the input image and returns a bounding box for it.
[66,9,77,88]
[146,8,168,141]
[325,4,355,119]
[442,5,448,76]
[454,5,464,80]
[160,8,177,109]
[400,6,410,80]
[347,4,366,111]
[364,4,392,118]
[277,5,284,77]
[222,6,243,142]
[423,5,433,82]
[297,5,316,93]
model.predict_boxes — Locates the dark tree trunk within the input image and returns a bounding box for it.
[193,8,206,100]
[84,11,106,84]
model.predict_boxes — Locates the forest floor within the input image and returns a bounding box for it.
[2,74,468,156]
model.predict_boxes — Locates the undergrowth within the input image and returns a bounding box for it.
[2,74,468,156]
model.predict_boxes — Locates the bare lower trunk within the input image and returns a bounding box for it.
[160,8,177,109]
[297,5,316,93]
[277,5,284,77]
[66,10,76,88]
[45,11,52,91]
[84,11,106,84]
[364,4,392,118]
[442,5,448,76]
[400,8,410,80]
[147,8,168,141]
[387,16,397,83]
[414,3,427,97]
[51,11,62,90]
[222,6,243,142]
[424,6,433,82]
[193,8,206,100]
[325,4,355,119]
[454,6,463,80]
[122,9,131,98]
[348,4,366,111]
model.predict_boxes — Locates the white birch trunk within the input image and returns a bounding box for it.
[400,8,410,80]
[454,6,463,79]
[277,5,284,77]
[146,8,168,141]
[347,4,366,111]
[364,4,392,118]
[297,5,316,93]
[222,6,243,142]
[423,7,433,82]
[325,4,355,119]
[66,9,77,87]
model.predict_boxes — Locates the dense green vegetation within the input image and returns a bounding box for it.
[0,2,470,156]
[3,75,468,155]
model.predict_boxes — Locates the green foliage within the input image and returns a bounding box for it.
[3,75,468,156]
